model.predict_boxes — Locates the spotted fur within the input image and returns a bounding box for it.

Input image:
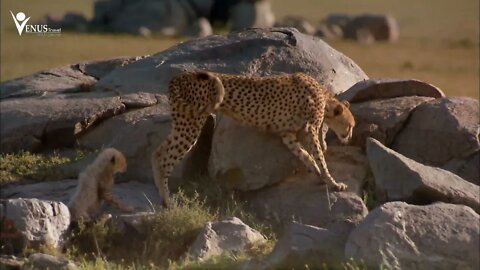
[152,71,355,207]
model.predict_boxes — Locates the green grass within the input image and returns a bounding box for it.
[1,0,478,98]
[0,150,86,184]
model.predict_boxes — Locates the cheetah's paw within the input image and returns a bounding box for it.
[334,183,348,191]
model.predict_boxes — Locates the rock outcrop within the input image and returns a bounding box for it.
[345,202,480,270]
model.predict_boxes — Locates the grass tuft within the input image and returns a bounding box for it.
[0,150,86,184]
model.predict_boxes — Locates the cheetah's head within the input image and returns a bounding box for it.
[103,148,127,173]
[324,98,355,144]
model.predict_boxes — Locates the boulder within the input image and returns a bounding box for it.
[338,78,445,102]
[367,138,480,213]
[1,180,162,213]
[229,0,275,31]
[443,151,479,185]
[315,24,343,39]
[345,202,480,270]
[344,14,399,42]
[391,97,479,169]
[275,16,315,35]
[265,221,355,268]
[324,13,353,31]
[21,253,77,270]
[349,96,433,148]
[0,199,70,253]
[97,28,368,95]
[210,109,369,191]
[243,164,368,228]
[186,17,213,38]
[188,217,265,261]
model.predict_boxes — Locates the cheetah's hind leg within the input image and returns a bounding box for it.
[151,115,207,208]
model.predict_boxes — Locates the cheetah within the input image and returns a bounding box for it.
[68,148,134,222]
[152,71,355,207]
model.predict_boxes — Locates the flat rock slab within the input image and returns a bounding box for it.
[345,202,480,270]
[339,78,445,102]
[1,180,161,213]
[97,28,368,96]
[349,96,433,148]
[367,138,480,213]
[244,178,368,228]
[0,57,142,99]
[0,92,126,153]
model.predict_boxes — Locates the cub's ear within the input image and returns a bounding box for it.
[110,156,116,164]
[196,71,211,80]
[341,100,350,108]
[334,104,344,116]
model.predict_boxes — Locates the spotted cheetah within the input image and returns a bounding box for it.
[152,71,355,207]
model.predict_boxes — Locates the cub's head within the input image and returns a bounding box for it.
[101,148,127,173]
[324,98,355,144]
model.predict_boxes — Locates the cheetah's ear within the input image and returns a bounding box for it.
[334,104,344,116]
[196,71,211,81]
[341,100,350,108]
[110,156,116,164]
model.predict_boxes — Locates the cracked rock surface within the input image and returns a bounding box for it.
[345,202,480,270]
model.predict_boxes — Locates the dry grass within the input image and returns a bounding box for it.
[1,0,478,98]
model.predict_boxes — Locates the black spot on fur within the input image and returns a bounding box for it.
[110,156,116,164]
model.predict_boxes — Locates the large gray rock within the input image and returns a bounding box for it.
[229,0,275,31]
[243,153,369,227]
[338,78,445,102]
[349,96,433,149]
[1,180,162,213]
[210,111,369,191]
[344,14,399,42]
[188,217,265,261]
[392,97,479,180]
[266,221,355,268]
[367,138,480,213]
[0,199,70,253]
[345,202,480,270]
[443,151,479,185]
[97,28,368,96]
[275,16,315,35]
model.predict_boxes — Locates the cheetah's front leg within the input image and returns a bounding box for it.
[305,126,347,191]
[320,122,329,153]
[281,132,322,177]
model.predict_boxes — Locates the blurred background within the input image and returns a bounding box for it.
[1,0,478,98]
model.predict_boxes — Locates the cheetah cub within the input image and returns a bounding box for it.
[152,71,355,207]
[68,148,134,222]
